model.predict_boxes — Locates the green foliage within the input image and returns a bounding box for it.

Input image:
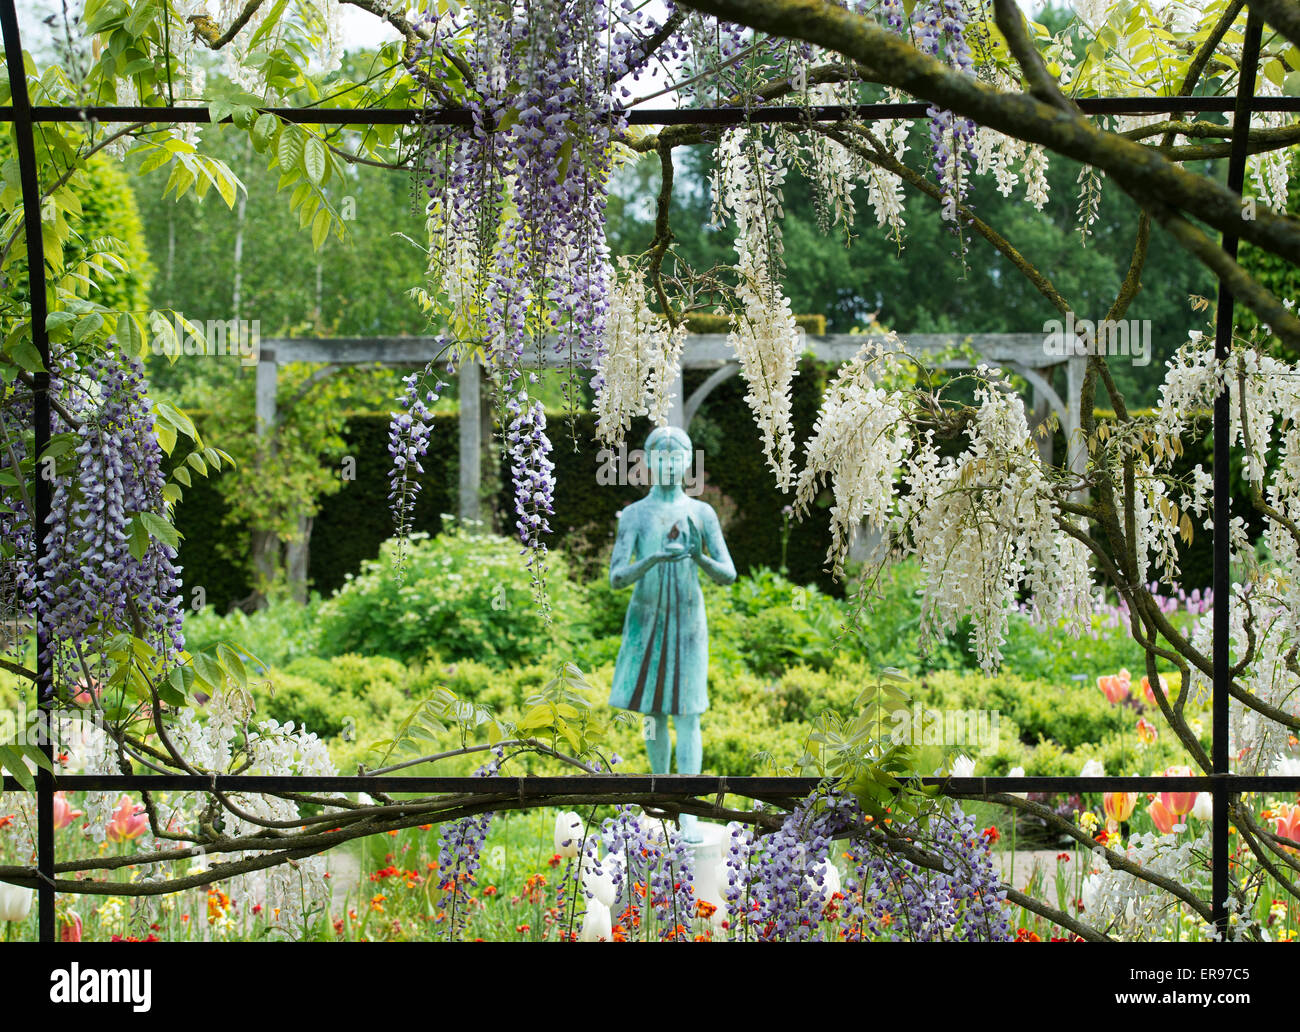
[312,527,589,667]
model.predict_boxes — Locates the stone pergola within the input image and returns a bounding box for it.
[254,332,1085,526]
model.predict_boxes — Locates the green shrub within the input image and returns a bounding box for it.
[254,670,351,739]
[282,654,409,712]
[312,527,589,667]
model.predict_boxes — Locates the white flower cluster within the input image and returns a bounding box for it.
[901,380,1090,671]
[1153,340,1300,770]
[801,83,862,232]
[1022,144,1051,211]
[794,343,910,579]
[728,267,802,491]
[1080,830,1211,939]
[1184,583,1300,773]
[592,260,686,446]
[67,685,339,924]
[798,353,1091,671]
[714,128,803,491]
[864,90,912,242]
[972,126,1024,199]
[1247,81,1293,214]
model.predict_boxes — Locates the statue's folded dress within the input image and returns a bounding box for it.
[609,519,709,716]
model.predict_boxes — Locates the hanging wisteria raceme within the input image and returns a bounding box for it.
[793,342,911,580]
[596,805,698,939]
[713,128,802,491]
[879,0,978,238]
[435,748,504,939]
[592,259,687,446]
[401,0,689,585]
[900,378,1092,672]
[387,344,455,579]
[1145,338,1300,773]
[505,392,556,603]
[3,353,185,686]
[845,804,1012,942]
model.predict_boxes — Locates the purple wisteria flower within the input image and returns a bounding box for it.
[5,353,185,687]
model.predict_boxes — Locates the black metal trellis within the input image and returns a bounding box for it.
[1,0,1298,944]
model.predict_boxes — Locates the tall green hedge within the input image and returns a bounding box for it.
[172,412,458,610]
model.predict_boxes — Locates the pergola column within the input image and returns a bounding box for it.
[459,355,481,523]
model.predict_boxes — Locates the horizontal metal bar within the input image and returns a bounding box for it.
[0,774,823,795]
[3,773,1298,794]
[0,95,1294,128]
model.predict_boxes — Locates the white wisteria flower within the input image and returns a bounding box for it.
[592,260,686,446]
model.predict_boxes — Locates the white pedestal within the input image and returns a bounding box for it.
[686,822,729,910]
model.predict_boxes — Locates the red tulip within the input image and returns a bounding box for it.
[59,911,83,942]
[106,796,148,843]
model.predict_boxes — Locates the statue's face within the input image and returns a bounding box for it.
[648,443,691,486]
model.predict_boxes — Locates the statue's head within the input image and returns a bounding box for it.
[645,426,693,487]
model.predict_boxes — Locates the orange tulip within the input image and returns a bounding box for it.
[1098,674,1129,704]
[1104,792,1137,823]
[1148,797,1179,835]
[1136,718,1158,744]
[1158,766,1196,816]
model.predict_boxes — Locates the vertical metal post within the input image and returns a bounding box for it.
[0,0,55,942]
[1212,8,1261,940]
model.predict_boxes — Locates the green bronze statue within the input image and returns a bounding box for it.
[608,426,736,841]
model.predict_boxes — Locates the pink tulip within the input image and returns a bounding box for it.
[52,791,83,831]
[105,796,148,843]
[69,680,101,708]
[1158,766,1196,816]
[1271,803,1300,852]
[1148,797,1179,835]
[1140,674,1168,706]
[1098,674,1129,704]
[59,911,83,943]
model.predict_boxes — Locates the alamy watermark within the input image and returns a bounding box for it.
[50,965,151,1012]
[148,314,260,367]
[1043,312,1151,367]
[596,443,706,496]
[0,702,106,750]
[889,705,1000,752]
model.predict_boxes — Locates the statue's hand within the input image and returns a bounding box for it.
[648,550,690,566]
